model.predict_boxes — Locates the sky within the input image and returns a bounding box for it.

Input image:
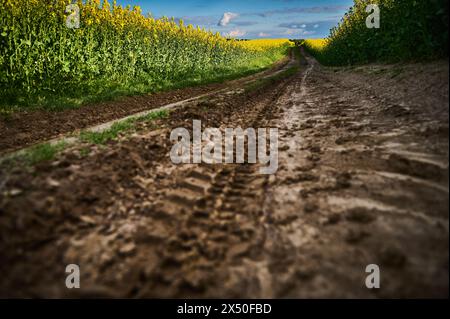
[116,0,354,39]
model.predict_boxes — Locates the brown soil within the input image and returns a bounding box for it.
[0,57,289,155]
[0,50,448,298]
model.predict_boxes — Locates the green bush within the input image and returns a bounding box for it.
[303,0,448,65]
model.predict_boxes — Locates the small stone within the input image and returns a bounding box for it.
[46,178,60,188]
[268,175,277,184]
[5,188,22,197]
[119,242,136,256]
[70,237,86,248]
[79,215,96,225]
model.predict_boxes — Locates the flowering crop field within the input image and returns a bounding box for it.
[0,0,292,111]
[303,0,448,66]
[301,39,327,62]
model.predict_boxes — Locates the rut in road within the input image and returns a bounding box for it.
[0,50,448,298]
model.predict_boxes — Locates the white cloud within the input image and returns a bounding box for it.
[301,24,307,28]
[283,28,300,35]
[218,12,239,27]
[303,31,316,35]
[223,29,246,38]
[258,32,271,37]
[313,24,319,28]
[283,28,316,36]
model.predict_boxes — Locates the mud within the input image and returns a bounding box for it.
[0,50,448,298]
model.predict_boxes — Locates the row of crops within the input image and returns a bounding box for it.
[303,0,448,65]
[0,0,292,110]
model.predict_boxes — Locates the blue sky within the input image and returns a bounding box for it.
[116,0,354,39]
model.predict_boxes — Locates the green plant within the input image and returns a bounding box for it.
[0,0,292,111]
[80,119,135,144]
[303,0,448,65]
[79,109,169,144]
[135,109,169,122]
[23,142,67,165]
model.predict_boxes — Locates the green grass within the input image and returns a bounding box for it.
[135,109,169,122]
[0,52,289,112]
[80,120,135,145]
[78,147,91,158]
[23,142,67,165]
[79,109,169,144]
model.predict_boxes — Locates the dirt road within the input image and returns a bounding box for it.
[0,50,448,298]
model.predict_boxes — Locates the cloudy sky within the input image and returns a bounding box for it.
[116,0,354,39]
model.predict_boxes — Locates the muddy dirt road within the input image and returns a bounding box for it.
[0,50,448,298]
